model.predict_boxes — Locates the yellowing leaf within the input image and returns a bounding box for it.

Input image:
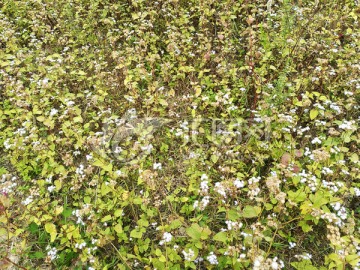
[159,99,168,107]
[55,206,63,216]
[36,116,45,122]
[45,223,57,242]
[195,86,202,97]
[54,180,62,191]
[310,109,319,120]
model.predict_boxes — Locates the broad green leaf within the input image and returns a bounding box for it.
[130,229,143,239]
[114,224,123,234]
[186,223,211,240]
[288,188,307,203]
[213,231,228,243]
[242,205,261,218]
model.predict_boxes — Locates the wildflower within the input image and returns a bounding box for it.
[75,242,87,249]
[234,178,245,188]
[182,248,195,261]
[3,139,12,149]
[50,108,58,116]
[153,162,162,170]
[22,196,33,206]
[311,137,322,144]
[46,246,58,261]
[159,232,173,245]
[339,120,355,130]
[207,252,218,265]
[214,182,227,197]
[253,256,264,269]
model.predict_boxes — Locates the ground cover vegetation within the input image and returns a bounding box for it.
[0,0,360,269]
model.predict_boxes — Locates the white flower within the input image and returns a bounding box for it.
[253,256,263,268]
[182,248,195,261]
[50,108,58,116]
[3,139,12,149]
[295,253,312,260]
[47,185,56,192]
[200,180,209,194]
[75,242,87,249]
[311,137,322,144]
[339,120,355,130]
[46,246,58,261]
[271,261,279,269]
[234,179,245,188]
[159,232,173,245]
[66,100,75,107]
[207,252,218,265]
[214,182,227,197]
[153,162,162,170]
[22,196,33,206]
[289,242,296,249]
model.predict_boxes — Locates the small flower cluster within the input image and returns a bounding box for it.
[72,209,85,226]
[182,248,195,261]
[206,252,218,265]
[224,220,243,231]
[253,255,285,270]
[159,232,173,245]
[75,242,87,249]
[298,170,318,192]
[322,180,344,194]
[0,174,17,194]
[248,176,261,199]
[46,246,58,261]
[193,196,210,211]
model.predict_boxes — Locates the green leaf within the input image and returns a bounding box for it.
[62,208,73,218]
[213,231,228,243]
[114,224,123,234]
[299,220,312,233]
[309,191,329,208]
[28,222,39,234]
[130,229,143,239]
[101,215,112,222]
[186,223,211,241]
[288,188,307,203]
[211,154,219,163]
[228,209,241,220]
[291,260,317,270]
[346,254,360,266]
[242,205,261,218]
[101,183,112,196]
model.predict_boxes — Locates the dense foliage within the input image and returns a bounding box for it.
[0,0,359,269]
